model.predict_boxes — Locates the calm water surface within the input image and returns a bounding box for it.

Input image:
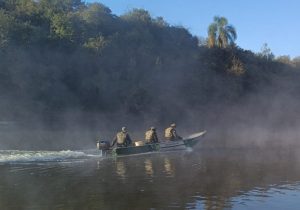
[1,148,300,210]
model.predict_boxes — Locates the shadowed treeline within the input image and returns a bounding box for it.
[1,0,300,149]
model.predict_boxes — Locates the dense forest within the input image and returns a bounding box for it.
[1,0,300,149]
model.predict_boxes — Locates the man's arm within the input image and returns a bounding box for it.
[126,134,132,146]
[154,132,159,143]
[173,129,182,140]
[111,136,117,147]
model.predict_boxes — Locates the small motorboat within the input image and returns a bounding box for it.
[98,131,207,157]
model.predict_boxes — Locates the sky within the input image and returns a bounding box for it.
[86,0,300,58]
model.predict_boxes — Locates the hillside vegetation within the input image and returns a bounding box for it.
[1,0,300,148]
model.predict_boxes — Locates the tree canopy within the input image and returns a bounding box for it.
[0,0,299,132]
[207,16,237,48]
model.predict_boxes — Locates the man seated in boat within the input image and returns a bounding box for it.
[164,123,182,141]
[111,127,132,147]
[145,126,159,144]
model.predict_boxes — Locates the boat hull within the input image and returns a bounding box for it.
[107,131,206,156]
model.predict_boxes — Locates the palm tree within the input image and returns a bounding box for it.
[207,16,237,48]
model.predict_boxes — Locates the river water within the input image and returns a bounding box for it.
[1,148,300,210]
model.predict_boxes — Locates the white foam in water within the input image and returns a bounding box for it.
[0,150,102,163]
[186,147,193,152]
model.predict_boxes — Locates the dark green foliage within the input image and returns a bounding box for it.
[0,0,300,124]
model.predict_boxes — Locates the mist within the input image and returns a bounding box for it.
[1,0,300,151]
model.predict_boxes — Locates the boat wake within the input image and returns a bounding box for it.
[0,149,102,164]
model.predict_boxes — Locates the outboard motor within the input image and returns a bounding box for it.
[96,140,110,151]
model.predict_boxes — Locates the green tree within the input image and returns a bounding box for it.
[83,35,108,53]
[0,9,15,47]
[228,56,245,76]
[80,3,116,37]
[121,9,152,24]
[39,0,83,14]
[292,56,300,68]
[50,13,74,40]
[276,55,292,65]
[207,16,237,48]
[257,43,274,60]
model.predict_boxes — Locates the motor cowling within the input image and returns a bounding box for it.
[97,140,110,150]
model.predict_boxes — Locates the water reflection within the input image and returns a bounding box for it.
[115,160,126,180]
[201,196,231,210]
[144,159,154,177]
[163,157,175,177]
[1,149,300,209]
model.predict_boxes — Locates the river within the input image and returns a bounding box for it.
[1,148,300,210]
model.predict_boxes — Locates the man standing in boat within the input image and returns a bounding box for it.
[111,127,132,147]
[145,127,159,144]
[164,123,182,141]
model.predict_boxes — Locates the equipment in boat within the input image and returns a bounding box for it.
[96,140,110,150]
